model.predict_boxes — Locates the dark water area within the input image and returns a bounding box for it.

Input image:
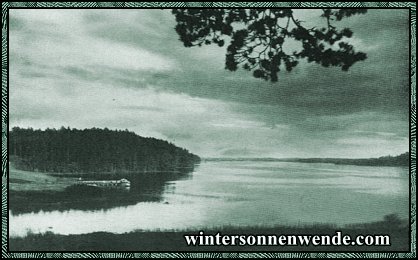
[9,169,194,214]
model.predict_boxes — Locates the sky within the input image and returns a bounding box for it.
[9,9,410,158]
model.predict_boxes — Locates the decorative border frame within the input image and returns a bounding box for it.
[1,2,416,258]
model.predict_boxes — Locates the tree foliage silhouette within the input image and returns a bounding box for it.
[172,9,368,82]
[10,127,200,173]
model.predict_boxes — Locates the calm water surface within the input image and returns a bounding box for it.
[9,161,409,237]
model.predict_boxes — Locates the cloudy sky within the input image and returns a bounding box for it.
[9,9,409,158]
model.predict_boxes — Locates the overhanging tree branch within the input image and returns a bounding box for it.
[172,8,368,82]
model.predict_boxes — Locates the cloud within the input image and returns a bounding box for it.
[10,9,176,73]
[8,9,410,158]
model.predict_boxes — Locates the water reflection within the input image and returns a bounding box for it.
[9,161,409,238]
[9,167,195,214]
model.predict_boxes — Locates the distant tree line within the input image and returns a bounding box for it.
[205,152,409,167]
[9,127,200,174]
[291,152,410,167]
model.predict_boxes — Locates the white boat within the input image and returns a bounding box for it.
[76,178,131,189]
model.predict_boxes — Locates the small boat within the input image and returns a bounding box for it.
[76,178,131,189]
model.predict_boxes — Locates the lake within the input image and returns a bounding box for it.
[9,161,409,238]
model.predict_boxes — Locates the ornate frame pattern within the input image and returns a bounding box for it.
[1,2,416,258]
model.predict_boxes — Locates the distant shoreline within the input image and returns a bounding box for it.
[204,152,409,167]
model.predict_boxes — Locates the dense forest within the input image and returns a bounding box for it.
[9,127,200,174]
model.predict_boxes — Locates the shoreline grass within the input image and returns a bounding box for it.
[9,217,409,252]
[9,166,77,192]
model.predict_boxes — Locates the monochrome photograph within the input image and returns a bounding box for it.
[4,5,413,255]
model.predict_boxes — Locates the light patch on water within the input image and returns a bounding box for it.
[10,201,210,237]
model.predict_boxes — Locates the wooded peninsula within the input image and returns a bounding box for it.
[9,127,200,174]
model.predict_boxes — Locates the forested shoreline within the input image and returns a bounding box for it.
[291,152,410,167]
[205,152,409,167]
[9,127,200,174]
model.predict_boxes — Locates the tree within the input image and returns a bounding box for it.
[9,127,200,173]
[172,9,368,82]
